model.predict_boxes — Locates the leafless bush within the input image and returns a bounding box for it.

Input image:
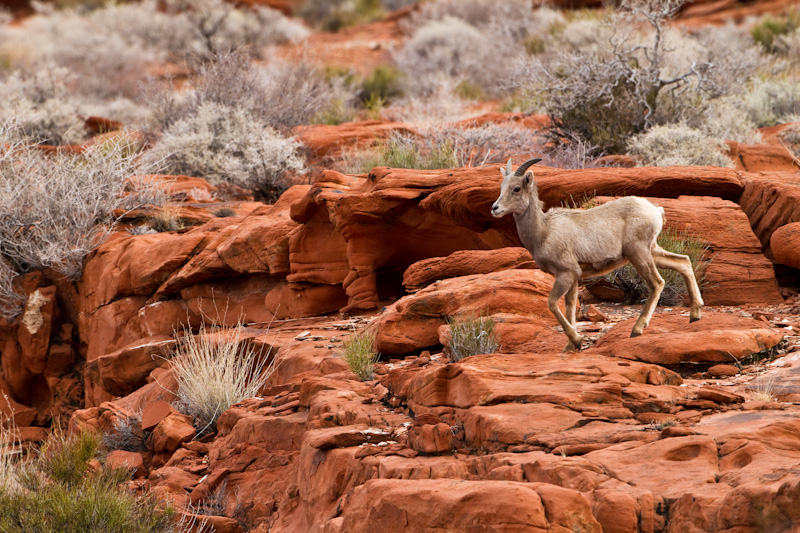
[395,16,506,97]
[512,0,761,154]
[153,51,334,134]
[626,123,733,167]
[162,0,308,58]
[143,101,304,201]
[0,117,163,317]
[0,69,85,145]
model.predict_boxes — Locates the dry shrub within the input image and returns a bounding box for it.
[0,117,163,317]
[168,320,276,433]
[626,123,733,167]
[144,101,304,201]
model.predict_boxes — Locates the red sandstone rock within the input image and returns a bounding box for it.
[95,336,175,397]
[152,412,195,454]
[771,222,800,270]
[585,305,608,323]
[333,479,601,532]
[142,400,178,432]
[403,247,534,292]
[697,387,744,405]
[589,312,785,365]
[707,364,739,378]
[295,120,416,158]
[107,450,147,478]
[377,269,555,355]
[738,171,800,249]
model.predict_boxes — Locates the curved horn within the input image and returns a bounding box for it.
[505,158,513,175]
[514,158,542,177]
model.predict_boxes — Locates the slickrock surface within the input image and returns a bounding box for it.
[3,155,800,531]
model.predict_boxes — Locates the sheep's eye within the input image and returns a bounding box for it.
[513,186,521,193]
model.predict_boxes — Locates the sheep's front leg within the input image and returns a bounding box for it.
[548,273,584,351]
[628,254,665,337]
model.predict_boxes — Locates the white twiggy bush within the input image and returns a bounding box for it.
[627,123,733,167]
[0,117,163,317]
[144,101,304,201]
[168,321,276,433]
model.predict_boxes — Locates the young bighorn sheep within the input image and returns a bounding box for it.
[492,158,703,351]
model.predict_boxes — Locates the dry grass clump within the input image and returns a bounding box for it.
[0,428,183,532]
[605,227,710,306]
[168,321,276,433]
[627,124,734,168]
[340,329,380,381]
[102,415,147,453]
[445,315,499,362]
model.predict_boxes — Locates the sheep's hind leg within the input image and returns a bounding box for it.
[548,273,584,351]
[627,254,665,337]
[565,279,579,328]
[653,246,704,322]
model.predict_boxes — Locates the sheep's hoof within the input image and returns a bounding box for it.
[630,330,642,338]
[563,338,584,352]
[689,314,701,323]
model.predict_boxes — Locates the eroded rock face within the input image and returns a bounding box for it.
[771,222,800,270]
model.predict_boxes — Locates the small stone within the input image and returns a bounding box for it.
[707,364,739,378]
[697,386,744,404]
[586,305,609,323]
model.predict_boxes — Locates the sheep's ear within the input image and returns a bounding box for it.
[524,171,533,186]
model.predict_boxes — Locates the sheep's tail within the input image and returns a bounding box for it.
[658,206,665,223]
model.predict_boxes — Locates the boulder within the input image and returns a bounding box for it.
[771,222,800,270]
[738,171,800,248]
[403,247,534,292]
[589,312,785,365]
[107,450,147,478]
[295,120,416,158]
[376,269,555,355]
[333,479,601,532]
[152,412,196,454]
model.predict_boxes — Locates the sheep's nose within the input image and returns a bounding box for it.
[491,203,498,212]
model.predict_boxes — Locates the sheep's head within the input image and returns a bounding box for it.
[491,158,541,218]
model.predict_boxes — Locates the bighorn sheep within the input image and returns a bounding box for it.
[491,158,703,351]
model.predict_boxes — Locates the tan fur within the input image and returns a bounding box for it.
[491,159,704,351]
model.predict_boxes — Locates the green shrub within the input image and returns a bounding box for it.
[358,66,403,106]
[168,321,276,433]
[0,429,179,533]
[751,10,800,53]
[626,124,733,168]
[340,329,380,381]
[445,315,499,362]
[604,227,710,306]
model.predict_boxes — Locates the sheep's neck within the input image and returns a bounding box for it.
[514,188,546,251]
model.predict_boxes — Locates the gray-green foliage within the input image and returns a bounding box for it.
[627,124,733,168]
[604,227,710,306]
[0,429,180,533]
[144,101,304,201]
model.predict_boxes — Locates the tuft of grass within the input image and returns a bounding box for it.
[168,320,276,434]
[454,80,485,101]
[0,428,180,532]
[445,314,499,362]
[340,329,380,381]
[749,368,783,402]
[311,98,356,126]
[212,206,237,218]
[147,207,185,232]
[605,226,710,306]
[0,396,22,495]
